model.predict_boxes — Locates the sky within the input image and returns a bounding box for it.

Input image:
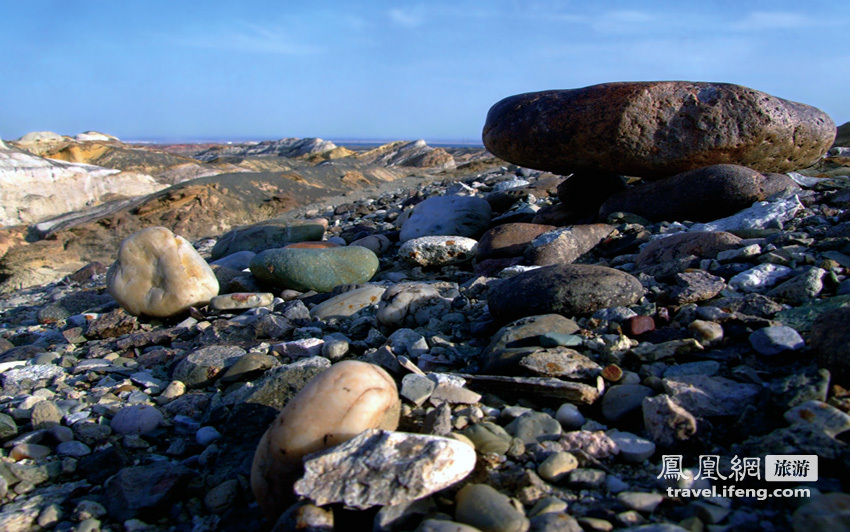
[1,0,848,144]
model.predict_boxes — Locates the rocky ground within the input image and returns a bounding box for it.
[1,86,850,532]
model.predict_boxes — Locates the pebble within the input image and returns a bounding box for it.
[537,451,579,482]
[642,394,698,447]
[109,404,163,435]
[172,345,246,388]
[601,384,654,423]
[749,325,805,355]
[607,430,656,463]
[210,218,326,259]
[617,492,664,513]
[310,285,385,320]
[400,235,478,267]
[209,292,274,310]
[663,375,761,417]
[505,411,562,445]
[569,468,607,489]
[555,403,586,430]
[727,263,794,292]
[454,483,530,532]
[784,400,850,438]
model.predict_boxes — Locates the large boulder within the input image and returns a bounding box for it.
[107,226,219,317]
[598,164,800,222]
[483,81,835,178]
[399,195,492,242]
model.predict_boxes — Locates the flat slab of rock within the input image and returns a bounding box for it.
[525,224,615,266]
[477,223,555,261]
[487,264,644,323]
[483,81,835,178]
[459,374,600,405]
[294,429,475,510]
[663,375,761,417]
[310,285,386,320]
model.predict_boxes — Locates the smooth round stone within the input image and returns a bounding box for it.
[617,492,664,513]
[688,320,724,346]
[211,218,326,259]
[455,483,530,532]
[416,519,483,532]
[462,422,513,455]
[601,384,654,423]
[0,412,18,440]
[505,411,562,445]
[749,325,805,355]
[311,285,386,320]
[30,400,63,430]
[537,451,579,482]
[487,264,644,324]
[107,227,220,318]
[767,267,825,305]
[10,443,52,460]
[56,440,92,457]
[400,195,492,243]
[249,245,379,293]
[220,353,277,383]
[400,235,478,267]
[350,234,393,256]
[556,403,586,430]
[196,426,223,446]
[172,345,246,388]
[321,334,350,361]
[209,250,256,271]
[110,404,163,435]
[568,468,607,489]
[477,223,556,261]
[607,430,656,463]
[209,292,274,310]
[483,82,835,178]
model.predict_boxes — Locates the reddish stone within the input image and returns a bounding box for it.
[625,315,655,337]
[601,364,623,382]
[285,241,339,249]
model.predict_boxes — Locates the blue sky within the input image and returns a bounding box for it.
[1,0,848,143]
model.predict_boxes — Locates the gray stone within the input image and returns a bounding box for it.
[30,401,63,430]
[401,374,436,406]
[481,314,580,375]
[568,468,607,489]
[767,267,825,305]
[749,325,805,355]
[487,264,644,324]
[310,285,386,320]
[728,263,794,293]
[664,271,726,304]
[463,422,513,455]
[635,231,742,277]
[172,345,246,388]
[109,404,163,435]
[209,250,255,271]
[784,400,850,438]
[663,375,761,417]
[505,411,562,445]
[519,347,602,379]
[211,218,325,259]
[642,395,698,447]
[294,430,475,510]
[537,451,579,482]
[791,493,850,532]
[810,305,850,381]
[662,361,720,378]
[104,461,192,521]
[377,282,453,330]
[529,513,582,532]
[400,195,492,242]
[416,519,483,532]
[601,385,654,423]
[56,441,91,457]
[690,195,804,237]
[525,224,615,266]
[400,236,478,267]
[455,483,530,532]
[617,492,664,513]
[607,430,655,463]
[555,404,585,430]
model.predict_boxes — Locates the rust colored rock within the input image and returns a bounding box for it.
[625,315,656,337]
[476,223,555,261]
[598,164,799,222]
[634,231,742,277]
[483,82,835,178]
[285,241,340,249]
[601,364,624,382]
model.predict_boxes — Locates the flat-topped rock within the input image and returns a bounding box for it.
[483,81,835,178]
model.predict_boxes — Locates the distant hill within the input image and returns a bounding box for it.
[835,121,850,147]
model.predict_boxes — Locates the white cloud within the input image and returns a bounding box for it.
[173,22,323,55]
[731,11,822,30]
[388,7,425,28]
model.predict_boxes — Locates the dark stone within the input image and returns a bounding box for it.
[105,461,192,522]
[85,308,138,339]
[599,165,800,223]
[483,82,835,178]
[476,223,555,261]
[480,314,580,374]
[634,231,742,277]
[811,307,850,384]
[37,292,113,324]
[487,264,644,324]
